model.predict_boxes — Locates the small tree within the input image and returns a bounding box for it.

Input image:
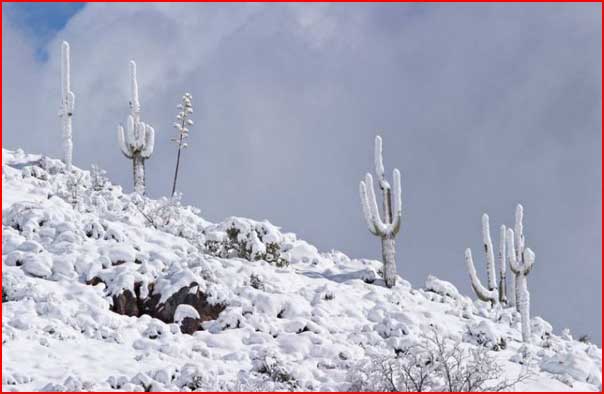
[349,330,531,392]
[170,93,194,196]
[90,164,108,191]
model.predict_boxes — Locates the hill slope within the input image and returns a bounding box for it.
[2,149,601,391]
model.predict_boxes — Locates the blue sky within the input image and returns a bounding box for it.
[3,3,601,343]
[4,2,84,60]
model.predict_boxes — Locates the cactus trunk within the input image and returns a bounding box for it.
[381,235,397,288]
[133,155,145,195]
[517,274,530,342]
[60,41,75,172]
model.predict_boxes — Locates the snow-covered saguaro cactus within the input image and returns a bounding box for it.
[506,204,535,342]
[465,214,507,305]
[359,135,402,288]
[498,224,508,305]
[59,41,75,171]
[118,60,155,195]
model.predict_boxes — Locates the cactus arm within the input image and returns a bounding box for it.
[365,173,389,235]
[465,248,497,303]
[514,204,525,260]
[360,180,379,235]
[118,125,133,158]
[482,213,497,291]
[390,168,402,234]
[523,247,536,274]
[506,228,522,274]
[141,125,155,158]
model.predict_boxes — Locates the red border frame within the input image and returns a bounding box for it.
[0,1,601,393]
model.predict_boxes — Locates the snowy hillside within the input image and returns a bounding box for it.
[2,149,601,392]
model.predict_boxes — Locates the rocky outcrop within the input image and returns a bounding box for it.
[91,279,225,334]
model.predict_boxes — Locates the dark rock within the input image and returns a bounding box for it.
[112,289,139,317]
[143,283,225,324]
[90,278,225,335]
[180,317,201,335]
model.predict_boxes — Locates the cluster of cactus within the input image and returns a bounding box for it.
[359,136,402,288]
[465,204,536,342]
[59,41,75,172]
[117,61,155,195]
[55,43,546,346]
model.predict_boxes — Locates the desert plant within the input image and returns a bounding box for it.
[507,204,536,343]
[349,330,530,392]
[465,214,507,305]
[170,93,194,196]
[359,135,402,288]
[117,60,155,195]
[59,41,75,172]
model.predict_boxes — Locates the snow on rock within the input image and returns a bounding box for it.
[424,274,463,300]
[2,149,602,392]
[541,349,602,386]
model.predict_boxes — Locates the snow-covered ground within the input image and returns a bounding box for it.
[2,148,601,391]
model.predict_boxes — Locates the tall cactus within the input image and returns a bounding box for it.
[59,41,75,172]
[359,135,402,288]
[465,214,507,305]
[498,224,508,305]
[118,60,155,195]
[507,204,535,342]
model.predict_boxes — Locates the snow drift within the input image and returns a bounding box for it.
[2,149,601,391]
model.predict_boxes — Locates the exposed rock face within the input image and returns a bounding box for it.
[94,280,225,334]
[180,317,201,335]
[112,289,140,317]
[144,283,225,324]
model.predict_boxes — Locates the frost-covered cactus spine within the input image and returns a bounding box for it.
[359,135,402,288]
[507,204,535,343]
[118,60,155,195]
[59,41,75,172]
[465,214,508,305]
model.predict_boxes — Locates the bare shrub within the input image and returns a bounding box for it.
[349,329,531,392]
